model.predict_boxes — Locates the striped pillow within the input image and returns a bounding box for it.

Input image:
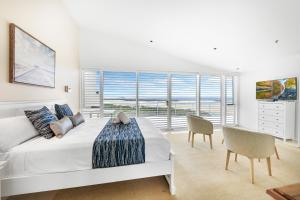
[55,104,74,120]
[25,106,58,139]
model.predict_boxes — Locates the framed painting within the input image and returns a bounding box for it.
[9,23,55,88]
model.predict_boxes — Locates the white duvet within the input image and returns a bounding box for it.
[4,118,171,178]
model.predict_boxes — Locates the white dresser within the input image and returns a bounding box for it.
[258,101,296,141]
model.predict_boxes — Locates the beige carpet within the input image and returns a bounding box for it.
[7,131,300,200]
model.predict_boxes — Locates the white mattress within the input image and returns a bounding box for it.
[4,118,171,178]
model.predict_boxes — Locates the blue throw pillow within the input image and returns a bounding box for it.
[25,106,58,139]
[55,104,74,119]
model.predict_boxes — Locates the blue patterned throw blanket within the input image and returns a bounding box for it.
[92,118,145,168]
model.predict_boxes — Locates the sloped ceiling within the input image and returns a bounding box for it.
[63,0,300,72]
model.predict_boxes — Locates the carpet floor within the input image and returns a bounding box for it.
[7,131,300,200]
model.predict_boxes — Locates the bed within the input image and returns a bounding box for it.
[0,100,175,197]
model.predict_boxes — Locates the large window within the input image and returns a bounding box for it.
[81,70,237,130]
[200,75,221,126]
[103,71,137,117]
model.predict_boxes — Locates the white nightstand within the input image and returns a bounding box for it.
[0,161,7,200]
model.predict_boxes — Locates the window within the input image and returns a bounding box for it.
[103,71,137,117]
[200,75,221,126]
[81,70,101,116]
[225,76,236,125]
[171,74,197,129]
[138,73,168,129]
[81,70,237,130]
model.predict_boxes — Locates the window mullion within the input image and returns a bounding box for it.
[167,74,172,130]
[136,72,139,117]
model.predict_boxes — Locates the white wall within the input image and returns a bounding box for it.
[80,29,225,74]
[239,55,300,142]
[0,0,80,110]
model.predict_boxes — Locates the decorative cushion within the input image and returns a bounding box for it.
[55,104,74,120]
[0,116,39,152]
[25,106,58,139]
[50,116,73,138]
[69,112,85,126]
[117,112,130,124]
[112,117,121,124]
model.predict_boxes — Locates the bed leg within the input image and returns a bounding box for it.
[165,152,176,195]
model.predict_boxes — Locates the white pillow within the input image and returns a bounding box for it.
[0,116,39,152]
[117,112,130,124]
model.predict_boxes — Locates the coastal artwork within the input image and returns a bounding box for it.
[256,80,273,99]
[256,77,297,100]
[274,77,297,100]
[9,24,55,88]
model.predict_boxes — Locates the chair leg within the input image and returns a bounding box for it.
[225,150,231,170]
[208,134,213,149]
[191,132,195,148]
[203,134,206,142]
[221,139,224,144]
[266,157,272,176]
[250,158,254,184]
[275,146,280,160]
[258,158,260,162]
[235,153,238,162]
[188,131,191,143]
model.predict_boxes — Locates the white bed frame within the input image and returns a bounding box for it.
[0,100,176,197]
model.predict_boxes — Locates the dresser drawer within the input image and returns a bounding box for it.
[258,115,284,123]
[258,126,284,138]
[273,129,284,138]
[258,126,273,134]
[258,103,284,110]
[258,123,283,131]
[258,120,276,128]
[259,109,284,117]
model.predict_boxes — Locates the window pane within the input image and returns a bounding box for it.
[171,74,197,129]
[225,76,235,124]
[103,71,136,117]
[81,70,101,116]
[139,72,168,129]
[200,75,221,125]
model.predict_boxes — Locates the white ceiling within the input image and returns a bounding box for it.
[63,0,300,72]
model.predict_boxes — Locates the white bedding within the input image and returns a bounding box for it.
[4,118,171,178]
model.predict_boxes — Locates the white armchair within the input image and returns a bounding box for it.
[223,126,275,184]
[187,115,214,149]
